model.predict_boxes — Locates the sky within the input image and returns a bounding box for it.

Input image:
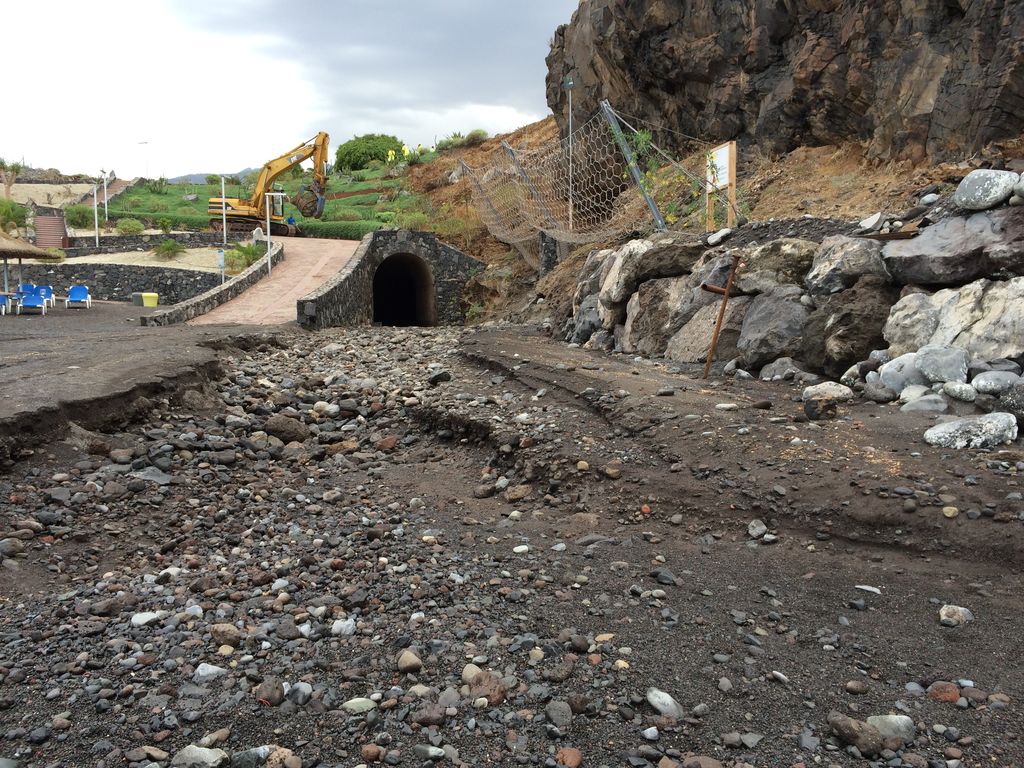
[3,0,577,179]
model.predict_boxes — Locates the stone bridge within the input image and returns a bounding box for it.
[296,230,484,329]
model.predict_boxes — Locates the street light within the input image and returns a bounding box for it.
[99,169,109,221]
[92,185,99,247]
[563,74,575,232]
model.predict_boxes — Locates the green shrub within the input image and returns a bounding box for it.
[116,218,145,235]
[436,132,464,151]
[373,211,396,223]
[225,241,268,272]
[205,174,220,185]
[157,217,172,234]
[393,210,431,230]
[350,170,370,182]
[225,175,241,185]
[0,199,26,230]
[145,177,168,194]
[64,204,93,228]
[334,134,403,171]
[436,129,489,151]
[464,129,488,147]
[154,239,185,259]
[298,220,382,239]
[329,209,362,222]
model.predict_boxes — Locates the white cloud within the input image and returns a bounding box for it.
[2,0,575,177]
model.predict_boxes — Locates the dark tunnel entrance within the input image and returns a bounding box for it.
[372,252,436,326]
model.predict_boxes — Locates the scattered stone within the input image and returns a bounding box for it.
[923,413,1017,449]
[939,604,975,627]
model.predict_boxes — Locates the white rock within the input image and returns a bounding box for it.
[952,169,1019,210]
[899,384,931,403]
[646,687,686,719]
[130,611,165,628]
[920,193,940,205]
[801,382,854,402]
[331,617,356,636]
[879,353,929,393]
[866,714,916,743]
[706,227,732,246]
[170,745,229,768]
[859,212,883,230]
[747,519,768,539]
[924,413,1018,449]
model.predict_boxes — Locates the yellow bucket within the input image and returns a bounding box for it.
[141,293,159,307]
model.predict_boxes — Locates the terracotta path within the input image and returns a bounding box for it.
[190,237,358,326]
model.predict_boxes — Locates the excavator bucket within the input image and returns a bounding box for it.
[293,185,326,219]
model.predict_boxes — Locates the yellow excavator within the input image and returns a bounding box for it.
[208,131,330,236]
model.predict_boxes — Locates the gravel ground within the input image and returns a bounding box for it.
[0,326,1020,768]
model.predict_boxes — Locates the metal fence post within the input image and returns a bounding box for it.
[599,100,666,230]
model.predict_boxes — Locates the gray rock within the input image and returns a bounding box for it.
[664,296,751,364]
[759,357,807,381]
[921,193,940,205]
[747,519,768,539]
[914,345,969,383]
[805,236,889,295]
[863,380,898,403]
[879,353,929,393]
[952,169,1019,210]
[865,714,916,743]
[286,681,313,705]
[170,745,229,768]
[924,413,1018,449]
[544,699,573,728]
[733,238,818,294]
[881,207,1024,286]
[900,394,949,414]
[737,286,812,369]
[972,370,1021,395]
[192,663,227,684]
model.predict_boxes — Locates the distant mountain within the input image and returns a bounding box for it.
[167,168,258,184]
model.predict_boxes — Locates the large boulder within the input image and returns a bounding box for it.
[951,169,1020,210]
[801,274,897,377]
[883,277,1024,360]
[620,251,732,355]
[733,238,818,294]
[598,236,706,327]
[737,286,812,369]
[566,248,616,344]
[567,294,602,344]
[998,383,1024,425]
[664,296,752,364]
[881,207,1024,286]
[805,236,889,295]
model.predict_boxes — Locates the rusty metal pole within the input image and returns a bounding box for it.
[702,253,742,379]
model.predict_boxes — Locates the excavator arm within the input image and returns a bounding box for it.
[248,131,330,218]
[207,131,330,235]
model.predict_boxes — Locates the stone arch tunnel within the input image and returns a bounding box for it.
[297,230,483,329]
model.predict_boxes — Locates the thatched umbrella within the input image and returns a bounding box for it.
[0,231,49,293]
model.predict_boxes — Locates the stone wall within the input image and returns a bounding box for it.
[64,231,228,258]
[140,243,284,327]
[297,229,484,328]
[13,263,221,305]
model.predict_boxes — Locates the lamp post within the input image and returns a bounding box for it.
[99,169,108,221]
[92,185,99,246]
[563,74,575,232]
[264,192,286,277]
[220,176,227,246]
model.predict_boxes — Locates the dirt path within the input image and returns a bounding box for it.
[190,237,358,325]
[0,325,1021,767]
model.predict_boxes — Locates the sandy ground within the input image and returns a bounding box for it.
[8,183,93,207]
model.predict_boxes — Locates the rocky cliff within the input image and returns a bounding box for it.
[546,0,1024,163]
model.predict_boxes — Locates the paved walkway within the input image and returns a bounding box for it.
[190,237,358,326]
